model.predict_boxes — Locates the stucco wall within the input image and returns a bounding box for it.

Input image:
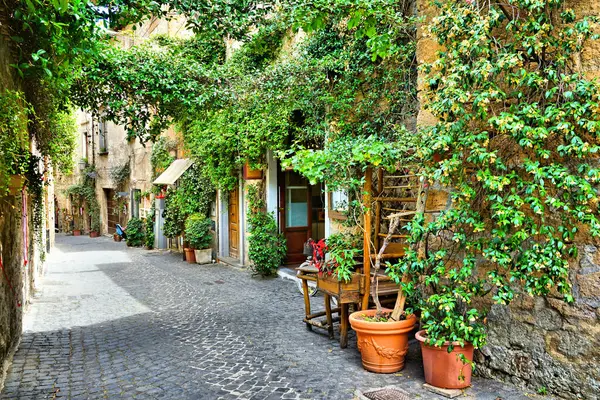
[415,1,600,398]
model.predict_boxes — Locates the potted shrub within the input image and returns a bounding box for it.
[247,183,286,276]
[348,215,418,374]
[89,217,101,238]
[183,243,196,263]
[124,217,145,247]
[414,306,480,389]
[72,210,82,236]
[185,213,213,264]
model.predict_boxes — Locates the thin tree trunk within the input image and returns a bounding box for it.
[391,182,429,321]
[373,216,401,318]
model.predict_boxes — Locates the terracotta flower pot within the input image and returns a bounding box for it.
[73,230,81,236]
[349,308,417,373]
[184,248,196,264]
[89,231,99,238]
[415,330,474,389]
[113,234,122,242]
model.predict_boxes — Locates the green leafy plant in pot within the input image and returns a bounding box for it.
[247,183,286,276]
[185,213,213,264]
[125,218,145,247]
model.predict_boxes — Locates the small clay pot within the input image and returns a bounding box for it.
[73,230,81,236]
[415,330,474,389]
[89,231,99,238]
[113,234,122,242]
[184,248,196,264]
[349,308,417,373]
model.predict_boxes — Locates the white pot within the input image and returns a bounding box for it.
[194,248,212,264]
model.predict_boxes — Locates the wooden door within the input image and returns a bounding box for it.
[105,189,118,234]
[280,171,311,264]
[228,187,239,259]
[105,189,127,234]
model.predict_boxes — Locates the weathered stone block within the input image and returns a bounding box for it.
[577,272,600,299]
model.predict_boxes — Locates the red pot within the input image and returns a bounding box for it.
[184,248,196,264]
[415,330,474,389]
[349,309,417,373]
[89,231,99,238]
[73,230,81,236]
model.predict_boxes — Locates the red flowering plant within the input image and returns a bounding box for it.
[321,232,363,282]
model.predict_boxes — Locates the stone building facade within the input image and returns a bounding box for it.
[54,17,189,237]
[415,1,600,398]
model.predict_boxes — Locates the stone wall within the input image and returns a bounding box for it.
[0,14,46,388]
[415,1,600,398]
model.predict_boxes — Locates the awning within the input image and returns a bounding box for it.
[152,158,193,185]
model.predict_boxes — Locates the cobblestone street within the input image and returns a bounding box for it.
[1,235,543,399]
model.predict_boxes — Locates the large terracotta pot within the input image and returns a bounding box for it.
[73,230,81,236]
[184,248,196,264]
[349,308,417,373]
[89,231,99,238]
[415,330,474,389]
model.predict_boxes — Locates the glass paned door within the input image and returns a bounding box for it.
[285,173,309,227]
[280,170,312,264]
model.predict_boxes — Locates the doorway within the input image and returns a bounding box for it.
[228,187,239,259]
[105,189,127,234]
[279,170,325,265]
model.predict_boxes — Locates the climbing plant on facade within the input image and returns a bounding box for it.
[65,165,101,233]
[390,0,600,350]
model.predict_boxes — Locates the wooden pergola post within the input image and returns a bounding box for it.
[362,167,372,310]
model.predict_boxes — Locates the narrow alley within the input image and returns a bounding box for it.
[0,235,541,400]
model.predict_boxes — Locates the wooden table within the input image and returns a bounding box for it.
[296,266,340,341]
[297,268,401,349]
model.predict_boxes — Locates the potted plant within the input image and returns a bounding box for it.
[414,305,480,389]
[72,208,82,236]
[184,213,213,264]
[124,217,145,247]
[348,213,418,374]
[247,183,286,276]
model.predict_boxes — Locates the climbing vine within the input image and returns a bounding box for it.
[150,136,177,179]
[0,89,30,195]
[162,164,215,238]
[390,0,600,349]
[65,165,100,232]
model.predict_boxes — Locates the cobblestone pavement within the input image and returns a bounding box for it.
[1,235,549,399]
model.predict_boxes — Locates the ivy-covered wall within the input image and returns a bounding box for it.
[0,19,44,389]
[415,0,600,398]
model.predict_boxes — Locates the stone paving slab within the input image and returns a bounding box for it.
[0,235,552,399]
